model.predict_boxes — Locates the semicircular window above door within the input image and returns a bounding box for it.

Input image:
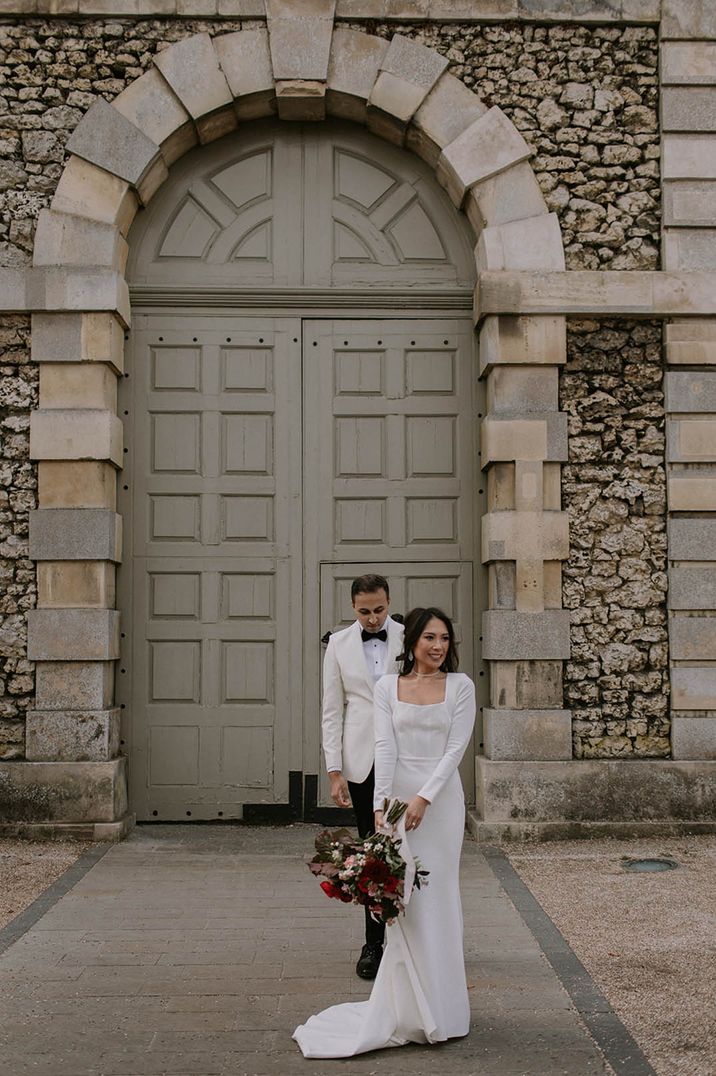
[127,118,476,290]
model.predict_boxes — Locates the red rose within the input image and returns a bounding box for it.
[320,880,341,900]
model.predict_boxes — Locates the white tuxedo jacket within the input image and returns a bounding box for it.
[321,617,405,784]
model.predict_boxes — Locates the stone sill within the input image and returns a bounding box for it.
[0,0,661,23]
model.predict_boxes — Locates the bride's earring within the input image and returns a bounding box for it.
[408,650,414,661]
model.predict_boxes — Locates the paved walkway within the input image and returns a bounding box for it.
[0,825,617,1076]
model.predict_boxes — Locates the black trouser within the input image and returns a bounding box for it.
[347,767,386,948]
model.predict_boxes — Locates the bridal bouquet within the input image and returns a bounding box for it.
[308,799,429,924]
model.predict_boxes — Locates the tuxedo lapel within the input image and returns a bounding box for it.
[387,618,404,674]
[346,620,373,693]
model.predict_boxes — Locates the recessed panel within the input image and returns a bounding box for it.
[335,499,386,543]
[407,350,455,395]
[406,576,458,620]
[222,347,272,392]
[151,347,201,391]
[222,641,273,702]
[150,573,201,619]
[335,150,395,209]
[222,496,273,541]
[150,495,201,542]
[407,498,457,543]
[222,573,274,619]
[211,149,272,209]
[159,197,217,258]
[335,351,383,395]
[151,413,201,474]
[222,413,273,475]
[336,417,384,476]
[150,640,201,702]
[149,726,199,786]
[407,416,455,476]
[222,726,273,788]
[388,202,446,261]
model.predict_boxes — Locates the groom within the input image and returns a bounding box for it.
[321,573,404,979]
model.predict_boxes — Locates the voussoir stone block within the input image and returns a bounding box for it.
[406,72,487,170]
[40,363,117,412]
[482,609,571,661]
[482,511,569,562]
[667,417,716,463]
[27,608,121,661]
[214,30,276,121]
[669,615,716,661]
[30,409,123,468]
[266,0,335,81]
[669,566,716,611]
[666,319,716,365]
[668,517,716,561]
[30,509,122,562]
[67,97,168,206]
[113,67,197,168]
[32,210,128,273]
[51,156,139,238]
[35,660,115,711]
[31,312,124,374]
[479,315,567,376]
[465,161,548,234]
[38,461,117,511]
[671,717,716,761]
[0,758,127,824]
[477,214,565,273]
[26,708,120,763]
[437,106,532,209]
[668,471,716,511]
[154,33,236,144]
[486,366,559,413]
[367,34,448,146]
[483,708,572,761]
[671,667,716,711]
[481,413,568,466]
[326,28,388,124]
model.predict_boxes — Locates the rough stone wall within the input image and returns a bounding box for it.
[561,320,669,758]
[0,316,37,760]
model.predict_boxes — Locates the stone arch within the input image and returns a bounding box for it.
[26,17,572,835]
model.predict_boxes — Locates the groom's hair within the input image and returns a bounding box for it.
[351,573,390,600]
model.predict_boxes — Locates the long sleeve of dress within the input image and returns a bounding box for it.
[417,676,476,804]
[373,676,397,810]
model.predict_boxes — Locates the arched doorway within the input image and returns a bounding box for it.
[119,118,480,821]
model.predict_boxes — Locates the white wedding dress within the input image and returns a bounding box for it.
[294,672,476,1058]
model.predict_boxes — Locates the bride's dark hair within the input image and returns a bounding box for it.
[397,607,459,676]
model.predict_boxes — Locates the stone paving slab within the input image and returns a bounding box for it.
[0,824,615,1075]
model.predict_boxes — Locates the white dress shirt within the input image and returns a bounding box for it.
[362,617,390,684]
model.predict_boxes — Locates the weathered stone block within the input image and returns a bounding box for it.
[662,88,716,133]
[27,608,120,661]
[35,661,115,710]
[51,156,138,238]
[481,413,568,465]
[661,41,716,85]
[406,73,487,169]
[67,97,168,205]
[326,28,388,124]
[668,471,716,511]
[266,0,335,82]
[665,371,716,413]
[479,315,567,376]
[667,418,716,463]
[664,229,716,272]
[29,269,129,328]
[671,717,716,761]
[489,660,564,709]
[669,567,716,611]
[664,181,716,228]
[482,610,571,660]
[214,29,276,121]
[666,319,716,365]
[40,363,117,412]
[672,667,716,710]
[38,461,117,511]
[483,708,572,761]
[32,210,128,273]
[669,615,716,661]
[26,709,120,763]
[663,135,716,180]
[661,0,716,41]
[30,410,123,468]
[275,79,326,121]
[465,161,547,233]
[113,67,197,168]
[32,312,124,374]
[668,517,716,561]
[31,510,121,565]
[367,34,448,145]
[437,106,532,208]
[477,214,565,272]
[0,758,127,823]
[486,366,559,414]
[482,511,569,562]
[154,33,236,144]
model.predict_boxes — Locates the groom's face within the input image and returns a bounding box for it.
[352,589,390,632]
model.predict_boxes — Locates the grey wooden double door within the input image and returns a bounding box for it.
[120,315,476,820]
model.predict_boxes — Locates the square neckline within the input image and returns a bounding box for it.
[395,674,448,707]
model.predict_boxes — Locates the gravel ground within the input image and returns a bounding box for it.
[505,835,716,1076]
[0,838,91,930]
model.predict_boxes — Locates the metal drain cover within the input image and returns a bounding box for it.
[622,857,679,873]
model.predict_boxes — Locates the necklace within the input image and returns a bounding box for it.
[409,669,444,679]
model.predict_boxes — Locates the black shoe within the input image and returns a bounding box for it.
[356,942,383,980]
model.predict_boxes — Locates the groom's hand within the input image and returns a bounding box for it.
[329,772,351,808]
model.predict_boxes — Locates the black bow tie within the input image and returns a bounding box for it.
[362,628,387,642]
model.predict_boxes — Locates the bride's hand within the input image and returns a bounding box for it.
[404,796,428,831]
[374,810,385,832]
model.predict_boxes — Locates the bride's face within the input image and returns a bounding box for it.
[413,617,450,672]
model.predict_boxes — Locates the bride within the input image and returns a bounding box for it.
[294,606,476,1058]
